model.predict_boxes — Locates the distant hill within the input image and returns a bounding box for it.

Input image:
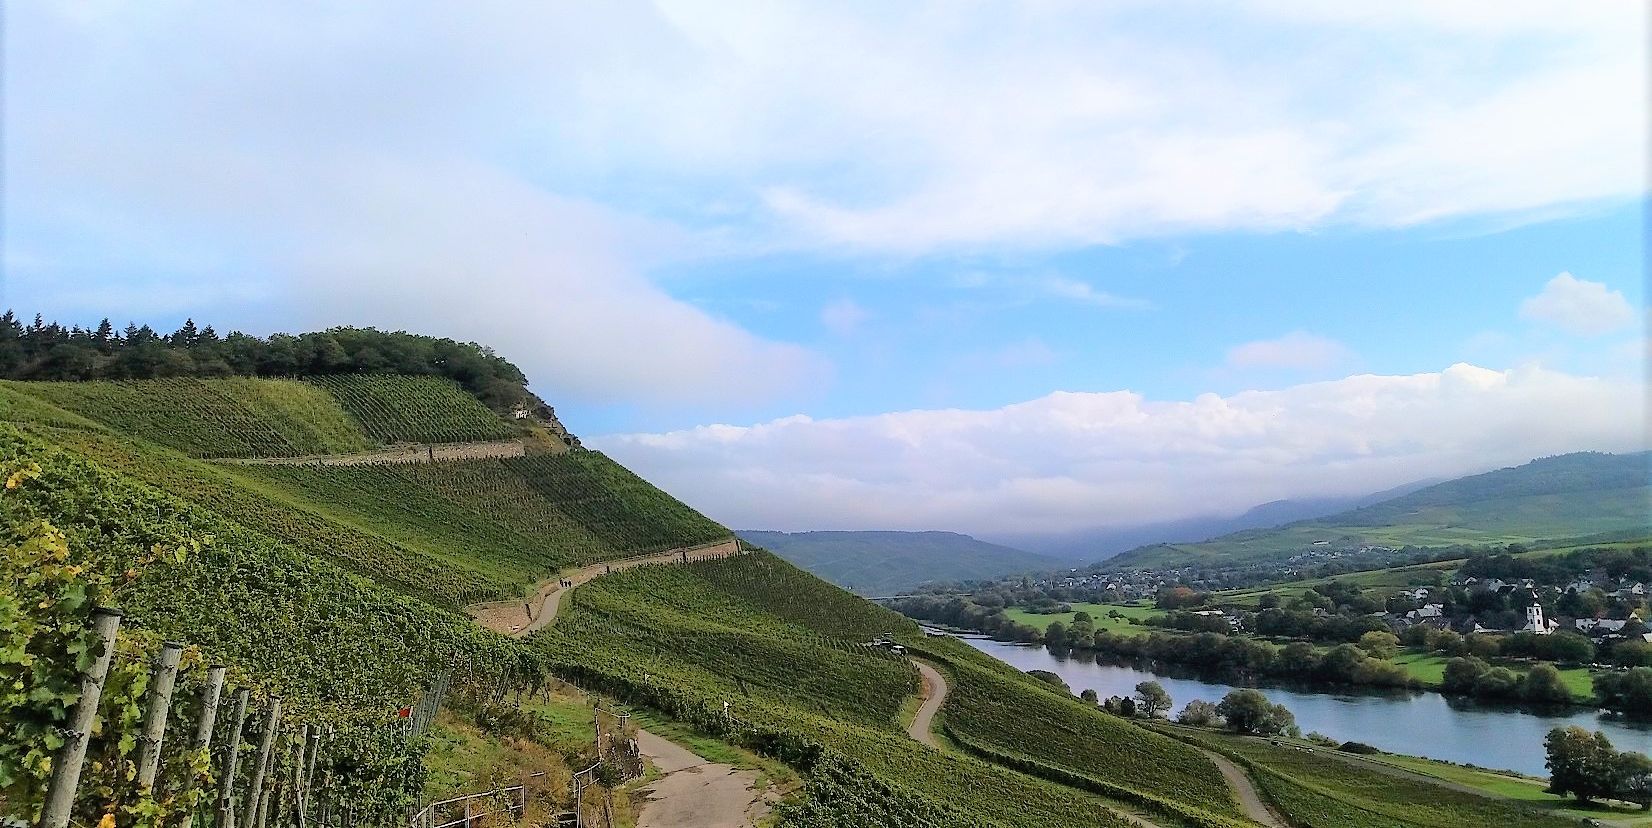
[1101,451,1652,571]
[738,529,1062,595]
[991,478,1440,561]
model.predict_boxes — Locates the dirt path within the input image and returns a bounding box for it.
[467,538,742,637]
[1193,747,1287,828]
[219,438,528,466]
[908,660,948,749]
[632,730,770,828]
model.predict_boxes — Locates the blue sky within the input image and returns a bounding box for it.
[5,2,1647,534]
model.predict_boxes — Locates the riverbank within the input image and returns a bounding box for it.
[954,634,1652,776]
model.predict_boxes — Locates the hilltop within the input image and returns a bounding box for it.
[738,529,1062,595]
[1103,451,1652,571]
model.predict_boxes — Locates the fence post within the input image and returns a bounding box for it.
[136,641,185,789]
[39,608,124,828]
[218,688,251,828]
[242,698,282,828]
[180,665,227,828]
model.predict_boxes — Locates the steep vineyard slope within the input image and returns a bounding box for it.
[538,552,1251,828]
[5,375,523,458]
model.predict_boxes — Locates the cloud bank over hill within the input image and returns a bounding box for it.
[595,364,1648,536]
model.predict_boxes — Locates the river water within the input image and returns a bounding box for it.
[957,635,1652,777]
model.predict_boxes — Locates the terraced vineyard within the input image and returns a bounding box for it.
[228,451,729,600]
[309,374,518,444]
[931,648,1248,826]
[5,374,522,458]
[1162,727,1578,828]
[9,377,376,457]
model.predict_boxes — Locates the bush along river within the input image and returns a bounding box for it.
[958,634,1652,777]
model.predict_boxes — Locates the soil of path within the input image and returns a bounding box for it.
[632,730,772,828]
[1192,747,1287,828]
[908,660,949,749]
[218,438,529,466]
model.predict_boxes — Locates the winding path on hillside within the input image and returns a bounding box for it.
[907,659,949,748]
[467,538,742,637]
[1191,747,1287,828]
[468,539,763,826]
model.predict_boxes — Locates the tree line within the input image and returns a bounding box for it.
[0,311,544,413]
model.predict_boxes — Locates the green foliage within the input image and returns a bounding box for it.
[307,375,516,444]
[1216,690,1297,736]
[0,313,541,414]
[0,451,444,827]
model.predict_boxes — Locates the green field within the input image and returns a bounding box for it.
[1374,754,1652,826]
[1003,601,1162,633]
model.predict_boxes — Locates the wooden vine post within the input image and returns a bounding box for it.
[180,666,227,828]
[136,642,185,789]
[39,608,124,828]
[217,688,251,828]
[242,698,282,828]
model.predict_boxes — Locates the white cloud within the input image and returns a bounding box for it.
[9,2,1643,283]
[1226,332,1351,370]
[820,299,870,337]
[593,364,1647,535]
[1040,277,1152,310]
[5,4,824,406]
[1519,272,1636,336]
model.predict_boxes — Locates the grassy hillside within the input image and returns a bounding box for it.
[740,529,1062,595]
[1105,452,1652,570]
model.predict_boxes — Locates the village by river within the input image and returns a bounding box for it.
[958,634,1652,777]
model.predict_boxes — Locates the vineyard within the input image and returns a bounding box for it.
[926,643,1249,826]
[1160,727,1580,828]
[0,424,537,827]
[534,554,1193,828]
[227,451,730,602]
[307,375,519,445]
[4,375,525,459]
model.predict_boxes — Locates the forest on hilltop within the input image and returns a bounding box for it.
[0,311,540,413]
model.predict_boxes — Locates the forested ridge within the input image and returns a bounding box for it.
[0,311,543,414]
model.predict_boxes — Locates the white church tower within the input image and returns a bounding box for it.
[1523,597,1554,635]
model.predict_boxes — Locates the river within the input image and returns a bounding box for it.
[957,635,1652,777]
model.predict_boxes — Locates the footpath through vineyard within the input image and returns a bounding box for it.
[218,437,530,465]
[467,537,763,826]
[467,537,741,637]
